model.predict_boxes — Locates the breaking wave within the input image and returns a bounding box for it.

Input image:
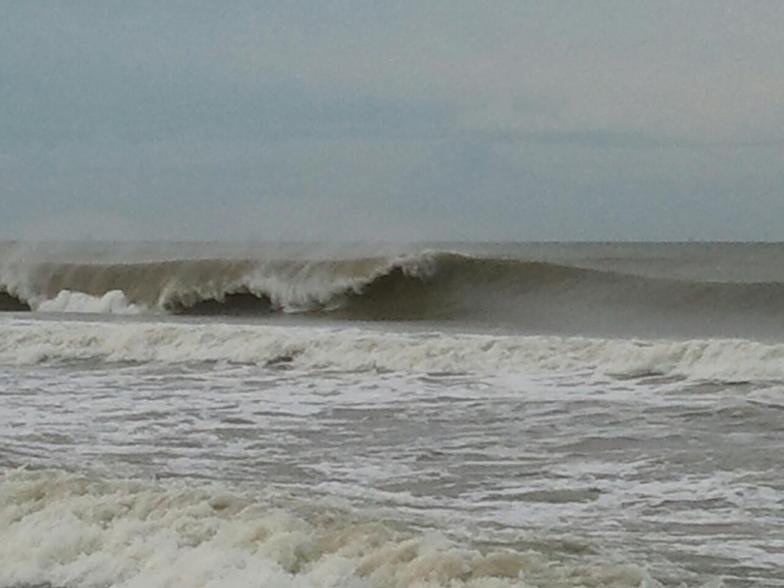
[2,250,784,337]
[2,318,783,381]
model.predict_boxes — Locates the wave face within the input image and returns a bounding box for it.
[2,245,784,338]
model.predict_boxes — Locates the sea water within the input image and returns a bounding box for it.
[1,242,782,587]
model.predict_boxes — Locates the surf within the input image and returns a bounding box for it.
[0,468,653,588]
[3,316,784,382]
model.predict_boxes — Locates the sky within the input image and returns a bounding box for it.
[1,1,783,241]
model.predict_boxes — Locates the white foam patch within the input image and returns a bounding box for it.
[0,316,782,381]
[0,468,653,588]
[35,290,141,315]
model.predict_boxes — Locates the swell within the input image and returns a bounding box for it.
[2,252,784,337]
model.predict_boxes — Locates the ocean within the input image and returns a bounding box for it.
[0,241,782,587]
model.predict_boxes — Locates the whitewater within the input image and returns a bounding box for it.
[1,242,783,588]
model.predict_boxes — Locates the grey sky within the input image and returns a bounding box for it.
[1,1,783,241]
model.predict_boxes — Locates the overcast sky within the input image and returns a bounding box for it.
[1,1,783,241]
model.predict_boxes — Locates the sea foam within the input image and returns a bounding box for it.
[1,317,782,382]
[35,289,141,315]
[0,468,654,588]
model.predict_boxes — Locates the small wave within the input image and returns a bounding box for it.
[0,468,652,588]
[1,318,782,381]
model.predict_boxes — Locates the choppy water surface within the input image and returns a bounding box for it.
[1,243,783,587]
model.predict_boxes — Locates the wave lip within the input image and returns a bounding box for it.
[154,251,448,316]
[1,318,783,382]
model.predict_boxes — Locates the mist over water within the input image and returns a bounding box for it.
[1,242,783,587]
